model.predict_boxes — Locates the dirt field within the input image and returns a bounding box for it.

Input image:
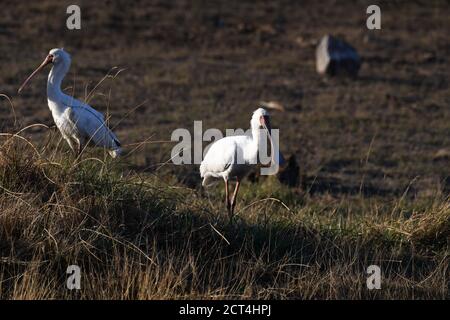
[1,0,448,193]
[0,0,448,299]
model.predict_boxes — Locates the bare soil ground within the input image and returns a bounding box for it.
[1,0,449,195]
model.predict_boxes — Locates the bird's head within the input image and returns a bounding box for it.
[18,48,71,93]
[48,48,71,66]
[251,108,271,133]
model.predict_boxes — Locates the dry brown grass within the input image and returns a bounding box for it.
[0,128,447,299]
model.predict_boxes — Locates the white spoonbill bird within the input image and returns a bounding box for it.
[18,48,122,158]
[200,108,283,221]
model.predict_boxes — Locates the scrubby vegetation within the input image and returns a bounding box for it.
[0,133,447,299]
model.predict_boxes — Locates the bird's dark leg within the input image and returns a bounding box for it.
[66,138,77,157]
[72,138,83,160]
[77,142,83,158]
[230,179,241,220]
[225,179,231,218]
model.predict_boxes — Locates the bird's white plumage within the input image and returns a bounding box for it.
[200,135,256,186]
[200,108,269,187]
[20,48,122,157]
[199,108,280,220]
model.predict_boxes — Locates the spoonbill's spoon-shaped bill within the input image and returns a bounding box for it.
[18,54,54,93]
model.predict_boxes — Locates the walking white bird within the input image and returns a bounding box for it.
[200,108,283,221]
[18,48,122,158]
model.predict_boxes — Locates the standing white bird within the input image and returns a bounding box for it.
[18,48,122,158]
[200,108,283,221]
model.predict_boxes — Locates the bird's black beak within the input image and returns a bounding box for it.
[260,115,278,164]
[18,54,54,93]
[260,115,285,167]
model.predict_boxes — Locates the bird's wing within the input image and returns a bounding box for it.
[61,94,106,122]
[69,104,121,149]
[200,136,246,177]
